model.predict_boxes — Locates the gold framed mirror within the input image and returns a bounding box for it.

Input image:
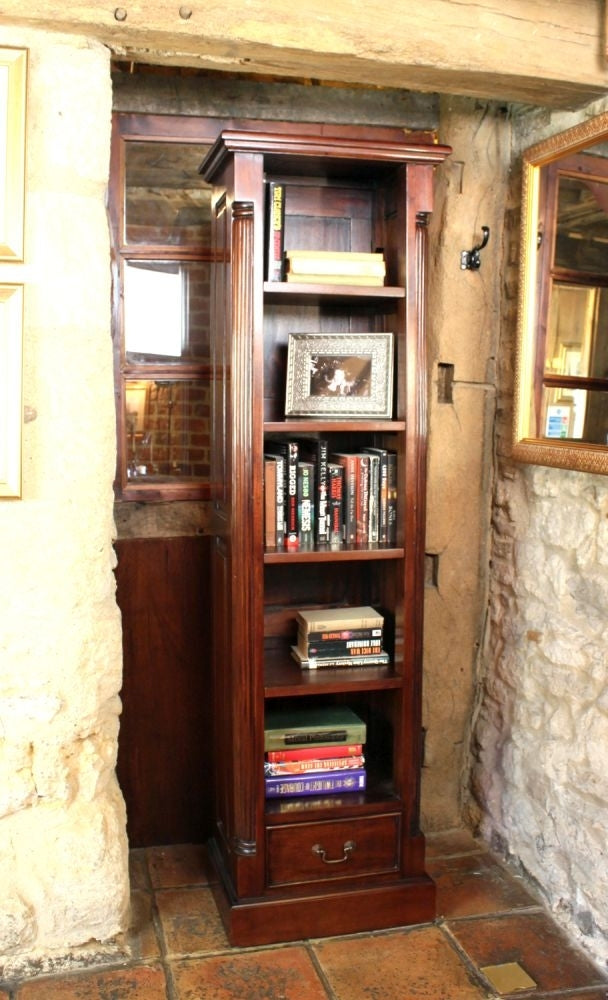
[513,111,608,474]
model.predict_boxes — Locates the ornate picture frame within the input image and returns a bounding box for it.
[285,332,394,419]
[0,283,23,497]
[0,47,27,261]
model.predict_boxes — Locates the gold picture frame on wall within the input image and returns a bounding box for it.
[0,46,27,261]
[0,284,24,497]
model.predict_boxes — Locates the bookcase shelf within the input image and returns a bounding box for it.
[201,123,450,947]
[264,281,406,301]
[263,546,404,564]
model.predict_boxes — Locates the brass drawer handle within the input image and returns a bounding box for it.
[312,840,356,864]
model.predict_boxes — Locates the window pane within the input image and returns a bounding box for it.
[124,378,210,483]
[124,260,210,363]
[124,141,212,247]
[540,386,608,444]
[555,174,608,274]
[545,284,608,380]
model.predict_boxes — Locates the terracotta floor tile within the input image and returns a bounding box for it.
[156,886,229,955]
[426,828,484,859]
[15,964,168,1000]
[313,925,487,1000]
[146,843,215,889]
[448,911,608,994]
[427,851,539,919]
[126,888,161,961]
[171,946,329,999]
[543,992,608,1000]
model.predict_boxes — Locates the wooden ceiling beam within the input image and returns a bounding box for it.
[1,0,607,109]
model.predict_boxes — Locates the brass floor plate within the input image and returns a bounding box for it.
[480,961,537,993]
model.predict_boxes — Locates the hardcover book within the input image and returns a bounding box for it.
[264,767,367,798]
[264,457,277,549]
[265,181,285,281]
[296,606,384,632]
[264,705,366,751]
[266,743,363,763]
[300,627,383,643]
[264,452,285,549]
[264,754,365,775]
[327,463,344,546]
[363,447,388,544]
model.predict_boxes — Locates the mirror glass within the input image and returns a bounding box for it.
[514,111,608,473]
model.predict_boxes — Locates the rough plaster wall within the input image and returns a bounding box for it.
[470,97,608,967]
[422,96,509,830]
[0,27,128,975]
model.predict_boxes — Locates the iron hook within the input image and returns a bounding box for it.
[460,226,490,270]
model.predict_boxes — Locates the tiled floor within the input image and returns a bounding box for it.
[2,830,607,999]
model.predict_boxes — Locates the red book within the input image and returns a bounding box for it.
[266,743,363,763]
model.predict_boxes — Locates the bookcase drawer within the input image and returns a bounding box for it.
[266,813,400,887]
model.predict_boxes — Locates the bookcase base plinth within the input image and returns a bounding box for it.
[208,844,436,947]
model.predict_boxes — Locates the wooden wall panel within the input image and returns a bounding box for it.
[115,536,213,847]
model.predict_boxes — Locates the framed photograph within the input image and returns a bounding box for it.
[0,284,23,498]
[0,47,27,261]
[285,332,394,418]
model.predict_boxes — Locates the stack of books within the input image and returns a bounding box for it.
[285,250,386,287]
[263,438,396,551]
[264,705,367,798]
[292,605,388,670]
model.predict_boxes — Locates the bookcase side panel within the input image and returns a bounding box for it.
[207,159,266,900]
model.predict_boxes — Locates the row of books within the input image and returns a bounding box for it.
[293,605,388,670]
[264,704,367,798]
[264,439,397,551]
[265,181,386,287]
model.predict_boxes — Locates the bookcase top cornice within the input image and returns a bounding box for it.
[200,128,452,181]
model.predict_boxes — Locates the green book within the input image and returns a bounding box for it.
[264,705,366,751]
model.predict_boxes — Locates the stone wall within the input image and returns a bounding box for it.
[470,98,608,967]
[0,27,128,975]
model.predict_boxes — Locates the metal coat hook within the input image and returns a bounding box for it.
[460,226,490,270]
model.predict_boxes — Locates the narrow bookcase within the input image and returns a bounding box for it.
[201,124,451,946]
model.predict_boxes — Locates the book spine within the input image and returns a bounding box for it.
[285,272,384,286]
[300,639,384,657]
[264,458,277,549]
[266,743,363,763]
[356,454,370,544]
[366,452,380,544]
[264,725,367,751]
[297,614,384,632]
[332,454,357,544]
[264,768,367,798]
[301,627,383,642]
[284,441,299,549]
[265,181,285,282]
[297,461,314,550]
[274,454,285,549]
[292,646,390,670]
[265,754,365,775]
[316,439,329,545]
[387,451,397,546]
[327,463,344,546]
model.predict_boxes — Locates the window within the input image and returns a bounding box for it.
[110,115,224,500]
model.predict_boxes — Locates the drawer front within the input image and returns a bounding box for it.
[267,813,400,887]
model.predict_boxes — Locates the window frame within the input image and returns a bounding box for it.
[110,113,229,501]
